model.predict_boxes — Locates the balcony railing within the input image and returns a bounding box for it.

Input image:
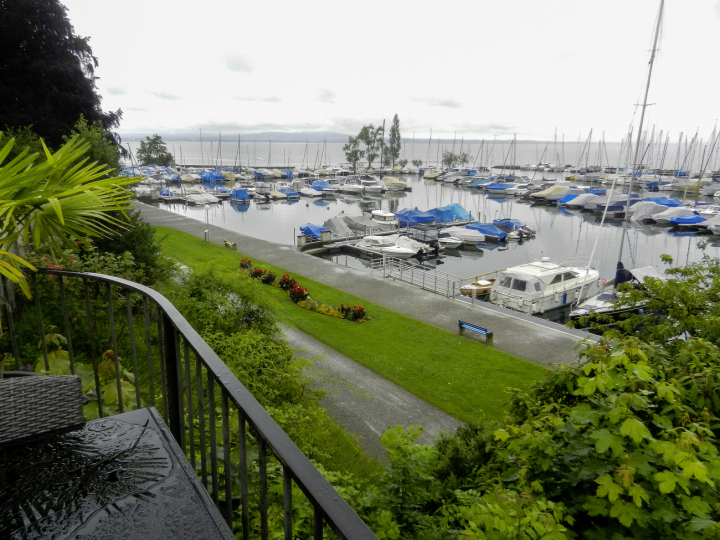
[1,268,377,540]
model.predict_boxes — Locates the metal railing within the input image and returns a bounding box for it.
[371,256,462,297]
[2,269,377,540]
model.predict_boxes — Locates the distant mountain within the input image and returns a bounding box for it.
[119,131,352,143]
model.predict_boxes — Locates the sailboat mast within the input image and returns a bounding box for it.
[620,0,665,258]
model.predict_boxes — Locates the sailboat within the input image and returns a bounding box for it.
[570,0,666,324]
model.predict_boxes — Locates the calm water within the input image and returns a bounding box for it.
[150,172,719,285]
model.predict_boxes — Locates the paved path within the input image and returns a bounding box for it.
[135,202,595,367]
[282,325,459,460]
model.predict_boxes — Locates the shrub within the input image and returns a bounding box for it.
[279,273,297,291]
[239,258,252,269]
[339,303,369,321]
[288,283,309,303]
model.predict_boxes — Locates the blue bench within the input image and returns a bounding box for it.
[458,320,494,346]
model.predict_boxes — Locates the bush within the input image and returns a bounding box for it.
[339,303,369,321]
[288,283,309,303]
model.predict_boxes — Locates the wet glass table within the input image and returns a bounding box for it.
[0,407,235,540]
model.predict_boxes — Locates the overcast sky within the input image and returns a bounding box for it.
[61,0,720,141]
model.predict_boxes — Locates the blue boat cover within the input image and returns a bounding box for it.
[669,215,705,225]
[281,170,294,178]
[485,183,515,191]
[216,187,231,194]
[557,194,580,204]
[587,189,606,195]
[469,176,495,187]
[444,203,472,221]
[212,172,225,181]
[200,171,215,181]
[493,218,524,230]
[642,197,682,207]
[299,223,328,240]
[311,180,332,190]
[427,207,455,223]
[254,171,265,179]
[159,189,175,196]
[465,223,507,240]
[230,189,249,200]
[278,188,299,197]
[170,174,181,180]
[395,207,436,227]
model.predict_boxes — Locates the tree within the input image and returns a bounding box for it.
[358,124,383,170]
[398,159,408,168]
[387,114,402,167]
[342,136,364,171]
[411,159,423,168]
[136,134,174,166]
[442,150,470,169]
[64,115,123,174]
[0,133,136,296]
[0,0,123,149]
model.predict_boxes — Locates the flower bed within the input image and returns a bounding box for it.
[238,264,370,322]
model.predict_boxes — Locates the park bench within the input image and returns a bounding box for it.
[458,319,494,346]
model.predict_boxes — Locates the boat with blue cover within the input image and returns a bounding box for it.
[395,208,436,227]
[229,189,249,203]
[299,223,330,240]
[465,223,507,242]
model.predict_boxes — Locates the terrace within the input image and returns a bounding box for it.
[0,268,377,539]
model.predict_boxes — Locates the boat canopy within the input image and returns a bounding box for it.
[395,208,436,227]
[230,189,249,200]
[159,189,176,196]
[311,180,332,190]
[201,171,215,181]
[465,223,507,240]
[557,194,580,204]
[494,270,546,298]
[323,217,354,237]
[628,266,665,282]
[443,203,472,221]
[669,214,706,225]
[493,218,524,231]
[642,197,682,207]
[169,174,181,181]
[281,170,294,178]
[653,207,695,220]
[278,188,300,197]
[630,201,667,221]
[485,183,515,191]
[344,215,380,232]
[299,223,329,240]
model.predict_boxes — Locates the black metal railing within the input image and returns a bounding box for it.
[2,269,377,540]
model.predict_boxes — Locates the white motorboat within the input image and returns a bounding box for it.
[185,193,220,205]
[299,187,323,197]
[371,210,398,227]
[381,176,407,191]
[440,226,486,244]
[437,236,463,249]
[361,179,385,194]
[651,206,696,224]
[488,257,600,315]
[354,235,417,258]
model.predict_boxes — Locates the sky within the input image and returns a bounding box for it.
[61,0,720,141]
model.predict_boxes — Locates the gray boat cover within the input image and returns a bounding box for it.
[652,207,695,221]
[630,201,667,221]
[324,217,354,237]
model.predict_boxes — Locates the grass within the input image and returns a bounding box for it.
[157,226,549,424]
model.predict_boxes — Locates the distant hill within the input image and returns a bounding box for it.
[119,131,352,143]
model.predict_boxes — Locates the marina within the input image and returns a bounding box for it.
[132,163,720,322]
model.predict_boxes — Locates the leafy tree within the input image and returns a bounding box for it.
[136,134,174,166]
[411,159,423,168]
[387,114,402,167]
[343,135,364,171]
[0,133,136,295]
[398,159,408,168]
[358,124,383,169]
[0,0,123,148]
[442,151,470,169]
[64,115,123,173]
[0,127,46,163]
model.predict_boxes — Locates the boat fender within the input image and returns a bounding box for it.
[531,302,537,312]
[563,292,567,304]
[638,309,644,315]
[554,292,560,302]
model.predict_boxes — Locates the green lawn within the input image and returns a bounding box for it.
[156,227,548,423]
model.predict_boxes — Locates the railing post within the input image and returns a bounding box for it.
[163,313,183,444]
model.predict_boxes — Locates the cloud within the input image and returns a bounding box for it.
[226,55,253,73]
[236,95,281,103]
[107,87,125,95]
[127,107,147,112]
[150,92,181,100]
[414,97,462,109]
[716,0,720,16]
[318,89,336,104]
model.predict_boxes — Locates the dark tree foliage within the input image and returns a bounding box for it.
[387,114,402,167]
[0,0,123,148]
[136,134,174,166]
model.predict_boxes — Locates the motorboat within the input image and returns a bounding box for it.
[488,257,600,315]
[460,279,495,298]
[371,210,399,227]
[299,187,323,197]
[354,235,420,259]
[651,206,696,224]
[185,193,220,205]
[381,176,407,192]
[361,179,385,194]
[440,226,486,245]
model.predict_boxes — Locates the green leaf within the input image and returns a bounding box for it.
[681,496,711,519]
[628,484,650,507]
[494,429,510,442]
[570,403,599,425]
[590,428,625,456]
[596,474,624,502]
[609,500,643,527]
[681,460,711,484]
[620,417,651,443]
[654,471,677,494]
[687,518,717,532]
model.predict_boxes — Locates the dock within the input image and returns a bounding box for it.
[134,202,596,367]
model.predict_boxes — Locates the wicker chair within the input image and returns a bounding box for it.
[0,375,85,448]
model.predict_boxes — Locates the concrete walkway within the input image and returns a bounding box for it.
[135,202,595,367]
[282,325,459,460]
